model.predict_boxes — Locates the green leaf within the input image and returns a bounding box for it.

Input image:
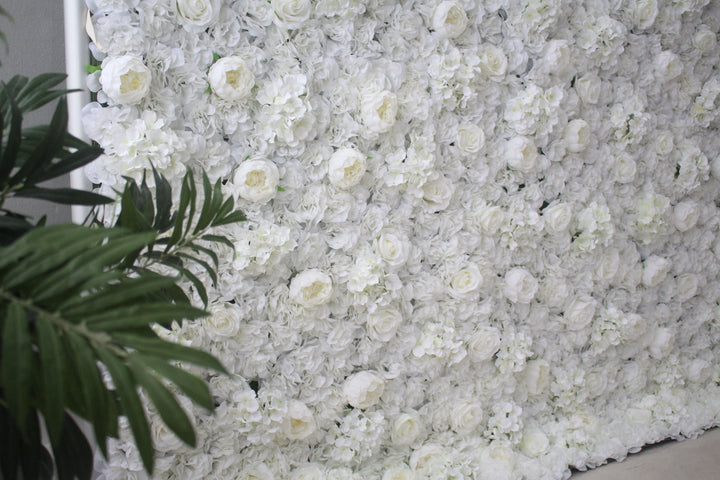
[95,349,154,473]
[111,333,227,373]
[1,303,33,434]
[58,275,176,315]
[214,210,247,227]
[86,64,102,74]
[51,415,94,480]
[16,73,73,114]
[187,241,219,268]
[151,165,173,232]
[177,252,217,285]
[83,303,206,331]
[13,187,113,205]
[192,171,216,235]
[168,263,208,307]
[35,316,66,444]
[0,404,21,480]
[30,145,103,184]
[0,85,22,187]
[166,172,192,250]
[201,234,234,249]
[277,186,286,191]
[128,356,196,447]
[136,355,214,411]
[212,53,221,61]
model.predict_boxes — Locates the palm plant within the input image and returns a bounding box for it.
[0,71,244,480]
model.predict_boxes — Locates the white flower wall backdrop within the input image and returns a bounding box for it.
[84,0,720,478]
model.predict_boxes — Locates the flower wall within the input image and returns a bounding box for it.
[84,0,720,478]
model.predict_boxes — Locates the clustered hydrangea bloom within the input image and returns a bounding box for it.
[85,0,720,479]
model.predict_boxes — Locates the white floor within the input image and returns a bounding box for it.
[571,427,720,480]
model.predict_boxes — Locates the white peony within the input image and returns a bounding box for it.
[480,45,508,78]
[391,411,423,445]
[642,255,670,287]
[564,119,591,153]
[431,1,468,39]
[563,296,596,331]
[575,74,601,105]
[543,203,572,233]
[342,371,385,409]
[503,267,538,304]
[208,56,255,102]
[450,401,484,434]
[100,55,151,105]
[232,159,279,203]
[672,200,699,232]
[360,90,398,134]
[506,136,538,172]
[519,428,550,457]
[328,148,367,189]
[283,400,316,440]
[289,269,333,307]
[693,27,717,53]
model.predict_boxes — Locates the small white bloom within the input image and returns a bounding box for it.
[503,267,538,304]
[100,55,151,105]
[289,269,333,307]
[649,327,673,358]
[383,465,415,480]
[654,131,674,155]
[360,90,398,134]
[632,0,658,29]
[613,152,637,183]
[467,326,502,361]
[232,159,279,203]
[342,371,385,409]
[654,51,683,82]
[203,304,241,340]
[672,200,699,232]
[563,296,596,331]
[564,119,590,153]
[693,27,717,53]
[174,0,218,29]
[328,148,367,189]
[456,123,485,155]
[366,308,403,342]
[432,1,468,39]
[543,203,572,233]
[675,273,699,302]
[450,401,484,434]
[519,428,550,457]
[283,400,316,440]
[376,231,410,266]
[290,465,325,480]
[208,56,255,102]
[391,411,423,445]
[271,0,311,29]
[480,45,508,78]
[642,255,670,287]
[421,175,454,211]
[575,74,601,105]
[449,263,484,296]
[506,136,538,172]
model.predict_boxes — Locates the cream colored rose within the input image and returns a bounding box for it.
[649,327,673,358]
[391,411,423,445]
[450,401,483,434]
[282,400,316,440]
[480,45,508,78]
[519,428,550,457]
[290,465,325,480]
[422,176,454,211]
[456,123,485,155]
[613,152,637,183]
[675,273,699,302]
[449,264,484,296]
[563,296,596,330]
[672,200,699,232]
[693,27,717,53]
[524,359,550,396]
[479,205,505,232]
[366,307,403,342]
[289,269,333,307]
[271,0,311,29]
[633,0,658,29]
[203,304,241,339]
[543,203,572,234]
[342,371,384,409]
[467,326,501,361]
[432,1,468,39]
[376,231,410,266]
[100,55,151,105]
[575,74,601,105]
[382,465,415,480]
[233,159,279,203]
[503,267,538,304]
[175,0,217,28]
[654,51,682,82]
[563,119,590,153]
[506,136,538,172]
[208,56,255,102]
[361,90,398,134]
[642,255,670,287]
[654,131,674,155]
[328,148,366,189]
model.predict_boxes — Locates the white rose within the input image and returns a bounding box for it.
[383,465,415,480]
[208,56,255,102]
[524,359,550,396]
[543,203,572,233]
[595,248,620,283]
[422,176,454,211]
[654,131,674,155]
[649,327,673,358]
[432,1,468,39]
[283,400,316,440]
[479,205,505,232]
[289,269,333,307]
[693,27,717,53]
[613,152,637,183]
[642,255,670,287]
[342,371,385,409]
[449,263,484,296]
[564,119,590,153]
[672,200,699,232]
[174,0,218,29]
[360,90,397,134]
[503,267,538,304]
[328,148,367,189]
[633,0,658,29]
[480,45,508,78]
[575,74,601,105]
[203,304,241,340]
[233,159,279,203]
[366,307,403,342]
[450,401,483,434]
[563,296,596,330]
[271,0,311,29]
[519,428,550,457]
[100,55,151,105]
[654,51,682,82]
[467,326,501,361]
[675,273,699,302]
[506,136,538,172]
[456,124,486,155]
[290,465,325,480]
[376,231,410,266]
[391,411,423,445]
